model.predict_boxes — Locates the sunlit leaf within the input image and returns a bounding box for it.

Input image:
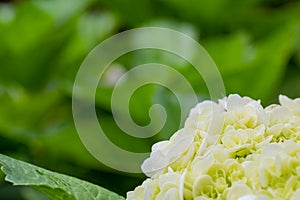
[0,154,125,200]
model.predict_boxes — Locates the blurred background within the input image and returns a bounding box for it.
[0,0,300,199]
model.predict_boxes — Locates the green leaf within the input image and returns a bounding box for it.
[0,154,125,200]
[204,21,300,102]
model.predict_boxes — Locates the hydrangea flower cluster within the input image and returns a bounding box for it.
[127,94,300,200]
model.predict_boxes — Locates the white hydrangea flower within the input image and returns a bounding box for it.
[126,178,159,200]
[127,94,300,200]
[225,182,254,199]
[185,100,225,135]
[291,188,300,200]
[221,124,272,157]
[155,168,187,200]
[243,141,300,198]
[266,97,300,142]
[143,100,226,177]
[185,100,225,157]
[238,194,272,200]
[227,185,272,200]
[221,94,267,129]
[141,128,195,177]
[265,104,294,138]
[128,168,186,200]
[279,95,300,116]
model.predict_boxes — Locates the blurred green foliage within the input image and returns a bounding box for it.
[0,0,300,199]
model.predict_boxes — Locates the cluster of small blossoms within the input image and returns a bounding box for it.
[127,94,300,200]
